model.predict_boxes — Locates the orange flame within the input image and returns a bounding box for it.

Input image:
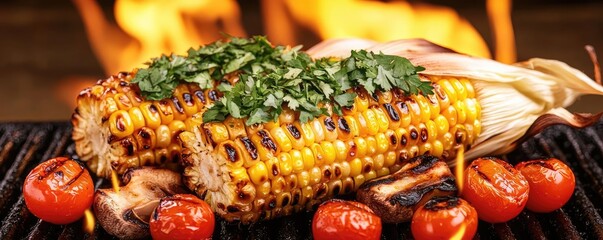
[111,169,120,193]
[262,0,491,58]
[455,146,465,192]
[73,0,246,75]
[450,222,468,240]
[487,0,516,63]
[83,208,95,234]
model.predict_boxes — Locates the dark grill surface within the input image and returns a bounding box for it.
[1,120,603,240]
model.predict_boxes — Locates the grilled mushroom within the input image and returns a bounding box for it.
[356,155,457,223]
[94,167,187,239]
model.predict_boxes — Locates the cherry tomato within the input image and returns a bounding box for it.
[411,196,478,240]
[150,194,215,240]
[461,157,529,223]
[22,157,94,224]
[312,199,381,240]
[515,158,575,213]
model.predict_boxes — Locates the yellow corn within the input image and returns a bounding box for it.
[178,76,481,223]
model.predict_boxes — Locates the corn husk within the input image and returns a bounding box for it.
[308,39,603,161]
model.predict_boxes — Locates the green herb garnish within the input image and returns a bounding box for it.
[131,36,432,125]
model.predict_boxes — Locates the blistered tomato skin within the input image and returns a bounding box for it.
[150,194,215,240]
[411,196,478,240]
[516,158,575,213]
[462,158,530,223]
[312,199,382,240]
[22,157,94,225]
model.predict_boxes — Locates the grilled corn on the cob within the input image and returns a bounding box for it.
[179,76,479,222]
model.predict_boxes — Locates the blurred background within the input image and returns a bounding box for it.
[0,0,602,121]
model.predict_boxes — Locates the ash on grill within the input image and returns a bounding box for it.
[1,120,603,239]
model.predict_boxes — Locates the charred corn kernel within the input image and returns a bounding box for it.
[327,180,343,196]
[284,174,297,191]
[124,90,143,107]
[407,98,422,126]
[409,145,420,158]
[276,192,292,208]
[169,98,188,121]
[283,123,305,150]
[384,129,397,151]
[354,112,369,136]
[271,176,286,194]
[109,110,134,139]
[299,123,315,147]
[134,127,156,150]
[333,140,348,162]
[310,119,325,142]
[334,116,353,141]
[432,140,444,157]
[218,141,244,167]
[271,127,293,153]
[290,150,304,173]
[224,117,247,140]
[365,136,378,156]
[375,133,389,154]
[360,157,374,174]
[321,165,333,182]
[377,91,393,104]
[450,78,467,101]
[434,115,450,137]
[432,83,450,111]
[451,124,468,147]
[277,153,293,176]
[256,181,272,198]
[320,116,338,141]
[349,158,362,177]
[310,143,326,166]
[394,101,412,128]
[176,89,197,117]
[395,128,409,149]
[297,171,310,187]
[464,98,478,124]
[248,161,268,185]
[229,166,250,184]
[373,154,385,170]
[154,148,169,164]
[376,167,390,177]
[438,78,458,104]
[155,125,171,148]
[381,104,401,130]
[204,123,229,146]
[385,150,397,167]
[128,107,146,130]
[398,149,410,164]
[301,147,315,169]
[362,108,379,136]
[266,157,280,179]
[414,95,431,123]
[319,141,336,165]
[364,170,377,181]
[250,130,279,161]
[341,177,355,194]
[373,107,389,133]
[114,93,132,110]
[342,104,357,115]
[235,137,260,168]
[309,167,322,185]
[408,125,420,147]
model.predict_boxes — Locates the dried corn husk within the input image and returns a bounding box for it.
[308,39,603,161]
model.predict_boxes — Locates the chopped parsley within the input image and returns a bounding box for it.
[131,36,432,125]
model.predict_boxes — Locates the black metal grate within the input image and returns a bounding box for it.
[1,120,603,240]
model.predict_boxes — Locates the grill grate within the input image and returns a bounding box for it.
[1,120,602,240]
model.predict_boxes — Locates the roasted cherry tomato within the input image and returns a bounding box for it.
[461,157,529,223]
[312,199,382,240]
[516,158,575,213]
[22,157,94,224]
[412,196,478,240]
[150,194,215,240]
